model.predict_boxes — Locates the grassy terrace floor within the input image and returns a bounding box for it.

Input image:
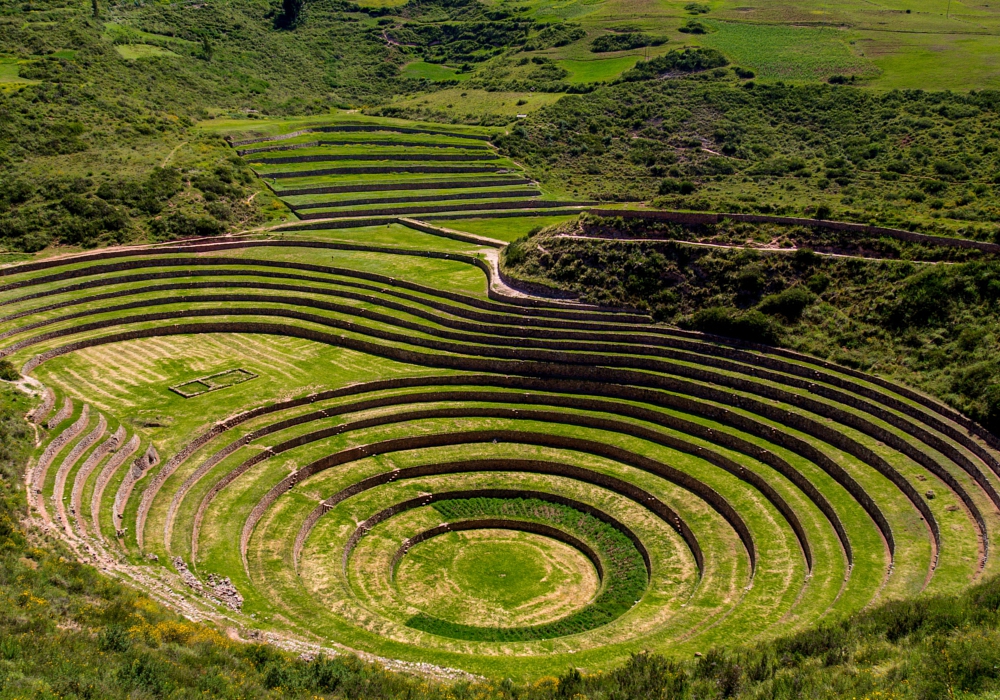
[6,222,1000,679]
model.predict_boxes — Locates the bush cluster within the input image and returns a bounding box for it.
[590,32,666,53]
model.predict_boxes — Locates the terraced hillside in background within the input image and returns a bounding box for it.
[8,218,1000,679]
[227,116,600,239]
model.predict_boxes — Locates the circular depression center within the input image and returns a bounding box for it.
[396,529,601,628]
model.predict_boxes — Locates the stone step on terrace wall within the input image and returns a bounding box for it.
[114,444,160,537]
[90,434,140,542]
[31,403,88,518]
[71,425,125,537]
[53,413,106,538]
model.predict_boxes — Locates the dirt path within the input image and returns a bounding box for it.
[553,234,950,264]
[161,141,187,167]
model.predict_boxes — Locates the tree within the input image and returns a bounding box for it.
[276,0,305,29]
[91,0,99,18]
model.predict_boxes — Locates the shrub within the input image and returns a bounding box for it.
[98,625,132,653]
[504,239,529,266]
[806,272,831,294]
[933,159,968,180]
[619,48,728,81]
[758,286,815,321]
[591,32,666,53]
[678,20,709,34]
[683,306,781,344]
[659,178,696,195]
[0,361,18,382]
[149,212,224,239]
[608,652,688,700]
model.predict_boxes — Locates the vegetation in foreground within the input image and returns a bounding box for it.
[3,380,1000,699]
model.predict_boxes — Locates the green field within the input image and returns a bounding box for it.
[557,56,641,83]
[402,61,472,82]
[114,44,181,60]
[485,0,1000,88]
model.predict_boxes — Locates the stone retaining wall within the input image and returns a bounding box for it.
[72,425,125,536]
[290,189,538,211]
[31,403,88,516]
[238,140,490,156]
[260,165,503,179]
[53,413,106,536]
[274,178,532,197]
[19,321,899,560]
[253,153,500,166]
[90,434,139,542]
[0,245,610,314]
[46,397,72,429]
[5,300,967,557]
[113,444,159,535]
[295,200,595,221]
[28,387,55,424]
[250,428,741,579]
[226,122,490,148]
[229,125,491,148]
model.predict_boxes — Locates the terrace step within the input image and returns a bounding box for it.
[272,177,534,197]
[288,188,541,211]
[250,153,501,166]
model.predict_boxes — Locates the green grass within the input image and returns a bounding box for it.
[390,89,565,119]
[429,215,581,242]
[401,61,472,82]
[398,531,595,623]
[557,56,640,83]
[0,58,37,85]
[696,22,879,82]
